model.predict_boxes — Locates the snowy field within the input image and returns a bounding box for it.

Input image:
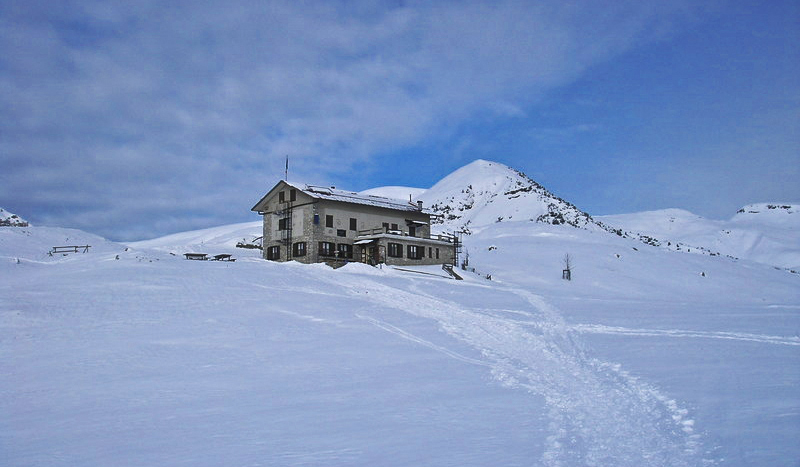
[1,219,798,466]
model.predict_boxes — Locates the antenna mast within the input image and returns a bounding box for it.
[284,155,289,181]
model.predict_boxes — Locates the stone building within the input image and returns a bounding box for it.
[251,181,457,266]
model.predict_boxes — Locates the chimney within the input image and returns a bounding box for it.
[417,200,424,210]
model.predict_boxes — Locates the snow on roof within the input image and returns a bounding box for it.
[282,181,427,212]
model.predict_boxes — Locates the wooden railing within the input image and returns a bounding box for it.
[356,228,455,243]
[50,245,90,255]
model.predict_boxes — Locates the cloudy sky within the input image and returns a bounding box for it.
[2,0,798,241]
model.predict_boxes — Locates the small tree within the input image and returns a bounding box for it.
[562,253,572,280]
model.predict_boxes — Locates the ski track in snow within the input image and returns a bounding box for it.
[323,273,713,467]
[356,314,492,368]
[573,324,800,346]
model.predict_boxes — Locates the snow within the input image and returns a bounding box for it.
[274,181,424,213]
[359,186,427,201]
[0,207,29,227]
[412,159,596,233]
[129,221,262,255]
[598,203,800,270]
[2,166,799,467]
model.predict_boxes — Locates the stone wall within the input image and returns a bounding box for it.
[260,197,455,266]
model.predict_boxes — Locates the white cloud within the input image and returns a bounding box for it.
[0,0,703,240]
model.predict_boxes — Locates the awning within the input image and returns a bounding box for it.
[405,219,428,226]
[354,239,376,245]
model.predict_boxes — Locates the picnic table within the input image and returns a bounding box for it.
[183,253,208,261]
[183,253,236,262]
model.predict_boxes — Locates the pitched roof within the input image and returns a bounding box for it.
[252,180,428,213]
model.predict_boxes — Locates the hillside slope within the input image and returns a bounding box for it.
[599,203,800,270]
[2,219,798,466]
[130,221,262,255]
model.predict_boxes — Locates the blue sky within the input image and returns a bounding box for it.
[1,1,797,241]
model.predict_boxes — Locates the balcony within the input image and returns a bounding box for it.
[356,227,456,243]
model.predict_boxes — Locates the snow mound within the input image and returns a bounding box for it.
[415,160,596,233]
[0,207,29,227]
[130,221,263,255]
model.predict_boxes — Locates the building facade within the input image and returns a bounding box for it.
[251,181,457,266]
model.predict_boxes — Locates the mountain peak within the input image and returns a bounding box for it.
[416,160,595,233]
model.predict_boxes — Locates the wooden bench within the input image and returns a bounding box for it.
[50,245,90,255]
[183,253,208,261]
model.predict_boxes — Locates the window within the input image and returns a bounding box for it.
[279,191,285,203]
[293,242,306,257]
[319,241,335,257]
[407,245,423,260]
[409,225,416,237]
[326,215,334,228]
[278,218,288,230]
[337,244,353,259]
[388,242,403,258]
[337,229,347,237]
[349,218,357,231]
[266,245,280,260]
[382,222,389,231]
[313,214,320,225]
[428,247,432,258]
[436,248,440,259]
[390,223,398,231]
[290,189,297,201]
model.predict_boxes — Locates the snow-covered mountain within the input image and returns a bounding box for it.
[599,203,800,270]
[362,161,796,271]
[412,160,596,233]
